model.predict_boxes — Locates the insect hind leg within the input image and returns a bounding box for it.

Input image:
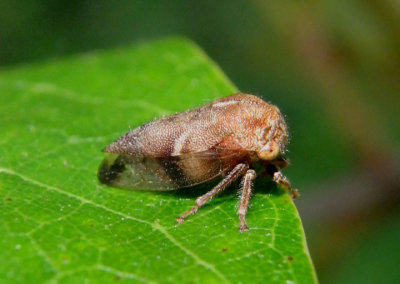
[176,163,249,224]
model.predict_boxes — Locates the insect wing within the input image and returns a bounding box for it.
[98,149,247,190]
[98,154,175,190]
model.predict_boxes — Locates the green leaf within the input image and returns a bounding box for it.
[0,37,316,283]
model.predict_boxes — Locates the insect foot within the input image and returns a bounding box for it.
[176,217,185,224]
[239,224,249,232]
[272,171,299,199]
[176,205,199,224]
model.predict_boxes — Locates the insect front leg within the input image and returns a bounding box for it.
[238,169,256,232]
[273,171,299,199]
[176,163,249,224]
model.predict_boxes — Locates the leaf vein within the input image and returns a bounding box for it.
[0,167,230,283]
[96,264,155,283]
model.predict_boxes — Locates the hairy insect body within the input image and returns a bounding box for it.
[99,93,295,231]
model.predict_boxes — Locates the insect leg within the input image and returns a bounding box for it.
[273,171,299,199]
[238,169,256,232]
[176,163,249,224]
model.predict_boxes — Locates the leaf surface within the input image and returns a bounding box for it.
[0,38,316,283]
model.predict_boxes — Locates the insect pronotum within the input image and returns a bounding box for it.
[98,93,298,232]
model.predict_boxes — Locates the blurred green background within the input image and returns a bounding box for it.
[1,1,399,282]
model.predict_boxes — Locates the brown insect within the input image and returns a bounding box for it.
[98,93,298,232]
